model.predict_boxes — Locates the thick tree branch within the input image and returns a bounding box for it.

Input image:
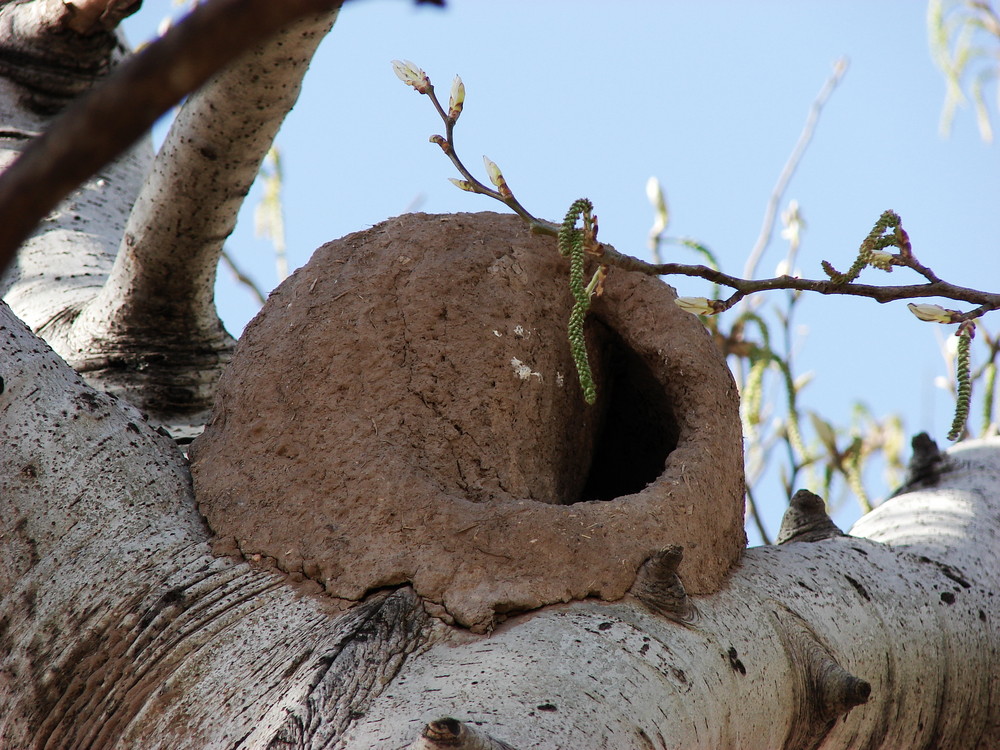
[342,440,1000,747]
[46,10,339,428]
[0,0,349,280]
[0,300,434,746]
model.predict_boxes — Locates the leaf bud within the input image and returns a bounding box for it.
[448,75,465,120]
[674,297,718,316]
[391,59,431,94]
[907,302,953,323]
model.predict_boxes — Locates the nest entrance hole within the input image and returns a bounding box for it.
[575,323,680,503]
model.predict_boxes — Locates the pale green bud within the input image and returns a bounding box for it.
[674,297,718,316]
[448,76,465,120]
[483,156,504,187]
[869,251,894,270]
[907,302,953,323]
[391,59,431,93]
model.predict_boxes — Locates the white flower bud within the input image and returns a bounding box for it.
[483,156,504,187]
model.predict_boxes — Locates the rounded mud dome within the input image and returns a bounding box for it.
[190,212,745,630]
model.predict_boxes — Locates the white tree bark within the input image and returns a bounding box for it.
[3,295,998,747]
[0,299,438,748]
[59,9,338,429]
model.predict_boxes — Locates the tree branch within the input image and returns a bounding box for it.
[601,245,1000,309]
[51,9,339,427]
[742,56,848,280]
[0,0,348,279]
[397,63,1000,323]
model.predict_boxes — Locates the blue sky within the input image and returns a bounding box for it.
[125,2,1000,542]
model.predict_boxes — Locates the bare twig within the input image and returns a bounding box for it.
[220,249,268,306]
[598,244,1000,313]
[743,56,849,280]
[397,63,1000,324]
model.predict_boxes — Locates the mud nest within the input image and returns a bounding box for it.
[190,212,745,630]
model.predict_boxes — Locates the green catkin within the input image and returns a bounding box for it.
[560,199,597,404]
[822,209,902,283]
[948,327,973,441]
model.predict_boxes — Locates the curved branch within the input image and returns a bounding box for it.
[599,244,1000,311]
[0,0,348,280]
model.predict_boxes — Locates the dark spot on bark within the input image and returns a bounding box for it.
[536,703,558,712]
[940,592,955,604]
[0,375,4,394]
[672,667,687,684]
[199,145,218,160]
[850,546,868,556]
[844,575,870,601]
[727,647,746,675]
[917,556,971,588]
[126,421,140,433]
[980,610,987,621]
[21,464,37,479]
[73,391,103,413]
[598,621,613,630]
[21,585,37,618]
[139,587,188,629]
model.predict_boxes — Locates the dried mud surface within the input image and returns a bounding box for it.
[190,212,745,629]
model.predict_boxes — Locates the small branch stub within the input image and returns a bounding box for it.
[776,490,845,544]
[407,718,518,750]
[631,545,697,624]
[773,603,872,749]
[892,432,948,497]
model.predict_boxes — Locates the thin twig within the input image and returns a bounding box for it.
[220,249,267,306]
[401,62,1000,322]
[743,57,849,280]
[598,245,1000,311]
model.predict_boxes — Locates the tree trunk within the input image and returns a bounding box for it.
[1,2,998,748]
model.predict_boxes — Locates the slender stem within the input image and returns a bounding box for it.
[743,57,848,280]
[745,487,773,545]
